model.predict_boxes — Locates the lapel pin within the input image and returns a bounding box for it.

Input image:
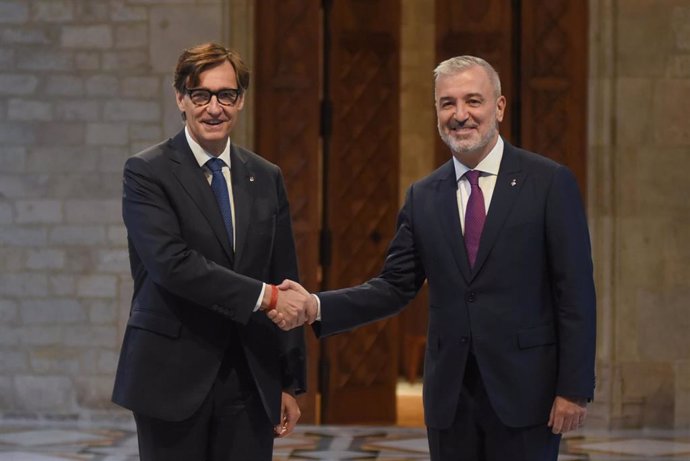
[249,176,255,182]
[510,179,517,187]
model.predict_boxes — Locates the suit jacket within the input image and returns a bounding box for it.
[316,140,596,429]
[112,130,306,424]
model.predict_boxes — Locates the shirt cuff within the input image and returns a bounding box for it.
[313,294,321,321]
[253,283,267,312]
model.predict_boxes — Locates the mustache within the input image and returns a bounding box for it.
[448,118,474,130]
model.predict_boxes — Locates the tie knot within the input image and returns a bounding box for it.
[465,170,481,186]
[206,157,224,173]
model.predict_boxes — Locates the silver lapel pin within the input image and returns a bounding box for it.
[510,179,517,187]
[249,176,255,182]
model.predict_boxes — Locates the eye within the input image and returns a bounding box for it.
[189,89,211,105]
[468,99,482,107]
[218,89,240,105]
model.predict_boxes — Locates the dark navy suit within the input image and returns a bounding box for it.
[112,130,305,459]
[316,141,595,457]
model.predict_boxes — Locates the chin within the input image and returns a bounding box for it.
[201,130,230,141]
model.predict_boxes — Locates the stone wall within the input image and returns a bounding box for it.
[0,0,241,421]
[589,0,690,429]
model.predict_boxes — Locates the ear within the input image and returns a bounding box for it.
[235,93,246,111]
[175,90,186,112]
[495,95,506,123]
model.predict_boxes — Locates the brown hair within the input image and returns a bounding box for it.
[173,42,250,95]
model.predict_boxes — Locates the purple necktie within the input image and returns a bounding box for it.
[464,170,485,268]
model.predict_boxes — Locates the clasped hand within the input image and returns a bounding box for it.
[267,280,317,330]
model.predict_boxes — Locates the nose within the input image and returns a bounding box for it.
[452,104,469,121]
[206,95,222,115]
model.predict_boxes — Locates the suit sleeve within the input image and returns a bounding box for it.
[315,186,426,337]
[123,156,262,324]
[267,169,307,395]
[545,166,597,399]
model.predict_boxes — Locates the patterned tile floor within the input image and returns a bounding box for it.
[0,422,689,460]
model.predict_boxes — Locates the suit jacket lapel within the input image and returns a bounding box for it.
[471,142,525,279]
[230,144,255,269]
[169,131,235,263]
[435,160,472,283]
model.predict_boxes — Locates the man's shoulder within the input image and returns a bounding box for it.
[506,142,564,173]
[414,159,454,187]
[231,144,282,177]
[132,138,172,160]
[129,129,185,163]
[122,139,175,177]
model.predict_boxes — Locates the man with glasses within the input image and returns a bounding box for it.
[112,42,308,460]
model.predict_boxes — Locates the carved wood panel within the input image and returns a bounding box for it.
[435,0,516,167]
[435,0,587,191]
[254,0,321,423]
[520,0,588,194]
[322,0,401,424]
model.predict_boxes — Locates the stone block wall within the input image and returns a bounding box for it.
[0,0,234,421]
[589,0,690,429]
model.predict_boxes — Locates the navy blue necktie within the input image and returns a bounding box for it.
[206,157,234,250]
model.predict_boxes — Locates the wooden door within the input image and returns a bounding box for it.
[254,0,322,423]
[435,0,516,157]
[320,0,401,424]
[255,0,402,424]
[520,0,588,192]
[435,0,588,192]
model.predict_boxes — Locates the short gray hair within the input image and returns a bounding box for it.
[433,56,502,98]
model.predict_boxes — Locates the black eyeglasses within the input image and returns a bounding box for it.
[186,88,242,106]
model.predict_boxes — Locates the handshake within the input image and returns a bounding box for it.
[262,280,318,330]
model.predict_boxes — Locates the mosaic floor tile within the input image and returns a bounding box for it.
[572,438,690,456]
[0,423,688,460]
[0,430,107,447]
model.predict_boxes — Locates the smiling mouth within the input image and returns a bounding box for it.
[450,125,477,133]
[203,120,224,126]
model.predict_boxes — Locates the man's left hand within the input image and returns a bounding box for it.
[548,395,587,434]
[274,392,301,438]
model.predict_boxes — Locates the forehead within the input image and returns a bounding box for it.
[434,66,494,100]
[196,60,238,88]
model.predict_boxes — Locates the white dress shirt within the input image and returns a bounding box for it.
[453,136,504,234]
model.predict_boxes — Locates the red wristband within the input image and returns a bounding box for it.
[266,284,278,312]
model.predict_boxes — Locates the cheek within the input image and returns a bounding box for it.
[187,108,207,123]
[437,111,451,126]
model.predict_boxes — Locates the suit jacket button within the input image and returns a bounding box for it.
[466,292,476,302]
[460,336,469,344]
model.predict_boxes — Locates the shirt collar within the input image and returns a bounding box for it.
[452,136,504,181]
[184,126,232,169]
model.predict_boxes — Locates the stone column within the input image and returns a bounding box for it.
[588,0,690,429]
